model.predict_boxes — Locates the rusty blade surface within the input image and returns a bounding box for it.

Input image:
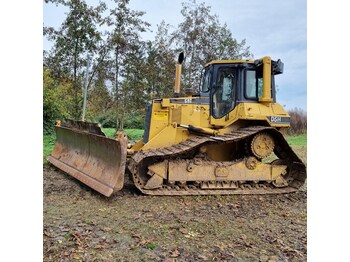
[47,125,127,197]
[60,119,106,136]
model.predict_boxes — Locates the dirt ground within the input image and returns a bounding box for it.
[43,146,307,262]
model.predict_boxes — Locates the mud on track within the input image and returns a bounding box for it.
[43,146,306,262]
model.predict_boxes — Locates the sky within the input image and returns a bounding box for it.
[43,0,307,111]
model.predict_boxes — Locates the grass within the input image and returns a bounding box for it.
[285,133,307,146]
[43,133,56,163]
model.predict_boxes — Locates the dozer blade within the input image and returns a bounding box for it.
[47,120,127,197]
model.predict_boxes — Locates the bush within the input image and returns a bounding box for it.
[93,111,145,129]
[123,112,145,129]
[287,108,307,135]
[95,113,118,128]
[43,68,73,134]
[43,83,70,134]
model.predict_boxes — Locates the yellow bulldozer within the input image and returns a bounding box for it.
[47,53,306,197]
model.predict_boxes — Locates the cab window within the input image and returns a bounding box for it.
[245,70,263,99]
[200,67,212,93]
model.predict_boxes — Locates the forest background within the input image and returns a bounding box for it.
[43,0,306,135]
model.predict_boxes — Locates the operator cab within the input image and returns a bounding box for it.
[199,58,284,119]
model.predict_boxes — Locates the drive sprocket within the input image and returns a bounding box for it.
[250,132,275,159]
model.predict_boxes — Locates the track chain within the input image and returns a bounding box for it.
[128,126,306,195]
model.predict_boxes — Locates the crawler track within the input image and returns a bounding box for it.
[128,126,306,195]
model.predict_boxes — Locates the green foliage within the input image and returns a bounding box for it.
[95,113,118,128]
[44,0,107,119]
[43,86,60,133]
[123,112,145,129]
[43,133,56,163]
[87,69,114,118]
[44,0,253,129]
[94,110,145,129]
[104,0,150,130]
[144,243,157,250]
[144,23,176,99]
[64,231,73,240]
[43,68,71,133]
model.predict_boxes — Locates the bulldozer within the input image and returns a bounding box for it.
[47,53,306,197]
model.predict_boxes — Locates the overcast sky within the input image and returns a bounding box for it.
[43,0,306,111]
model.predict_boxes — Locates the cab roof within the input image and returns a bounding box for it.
[205,59,255,67]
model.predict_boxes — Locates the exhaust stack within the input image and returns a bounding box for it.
[174,52,184,97]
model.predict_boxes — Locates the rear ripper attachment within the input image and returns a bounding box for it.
[128,126,306,195]
[47,120,128,197]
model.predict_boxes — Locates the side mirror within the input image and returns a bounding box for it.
[272,59,284,75]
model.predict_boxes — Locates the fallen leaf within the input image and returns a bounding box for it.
[132,234,142,239]
[244,242,254,248]
[59,226,70,232]
[179,228,188,234]
[102,227,112,232]
[273,238,284,245]
[184,231,204,238]
[43,230,54,238]
[131,234,155,248]
[228,202,241,209]
[267,255,279,262]
[198,254,208,260]
[170,249,180,258]
[215,243,228,251]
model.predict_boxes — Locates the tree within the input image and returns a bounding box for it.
[144,21,176,99]
[105,0,150,129]
[287,108,307,135]
[87,58,114,118]
[172,0,252,92]
[44,0,107,119]
[43,0,254,130]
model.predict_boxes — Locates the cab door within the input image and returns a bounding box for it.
[210,65,238,123]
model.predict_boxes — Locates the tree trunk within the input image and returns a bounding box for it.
[73,38,79,120]
[114,46,120,128]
